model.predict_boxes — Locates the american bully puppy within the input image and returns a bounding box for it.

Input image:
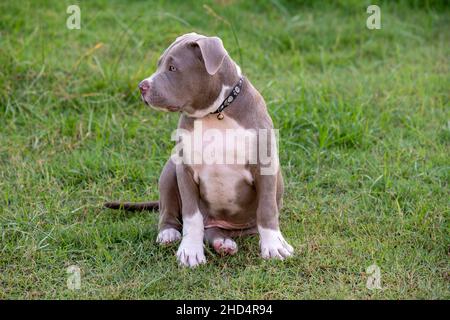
[105,33,294,267]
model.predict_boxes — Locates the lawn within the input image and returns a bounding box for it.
[0,0,449,299]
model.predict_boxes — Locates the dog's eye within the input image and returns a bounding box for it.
[169,65,177,72]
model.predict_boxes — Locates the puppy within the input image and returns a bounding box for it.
[105,33,293,267]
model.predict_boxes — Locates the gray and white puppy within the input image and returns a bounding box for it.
[105,33,293,267]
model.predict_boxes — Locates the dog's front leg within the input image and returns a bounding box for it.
[255,174,294,260]
[175,164,206,267]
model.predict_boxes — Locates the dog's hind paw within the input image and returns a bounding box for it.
[156,228,181,245]
[212,238,238,256]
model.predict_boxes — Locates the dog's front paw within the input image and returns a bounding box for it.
[157,228,182,245]
[259,228,294,260]
[176,241,206,267]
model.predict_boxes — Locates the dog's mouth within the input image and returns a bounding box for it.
[166,106,180,112]
[141,95,180,112]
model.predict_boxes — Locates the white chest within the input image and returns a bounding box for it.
[176,115,256,211]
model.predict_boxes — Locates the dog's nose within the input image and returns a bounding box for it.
[139,80,150,94]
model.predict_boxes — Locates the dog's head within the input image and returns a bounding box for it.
[139,33,240,117]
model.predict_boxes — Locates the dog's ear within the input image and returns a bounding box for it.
[195,37,228,75]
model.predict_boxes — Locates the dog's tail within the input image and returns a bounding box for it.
[104,201,159,212]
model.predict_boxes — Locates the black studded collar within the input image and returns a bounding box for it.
[211,77,244,120]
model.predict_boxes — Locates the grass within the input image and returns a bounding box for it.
[0,0,449,299]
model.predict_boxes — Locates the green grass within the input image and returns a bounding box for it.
[0,0,449,299]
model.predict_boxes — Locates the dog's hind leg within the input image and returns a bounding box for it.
[157,158,182,244]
